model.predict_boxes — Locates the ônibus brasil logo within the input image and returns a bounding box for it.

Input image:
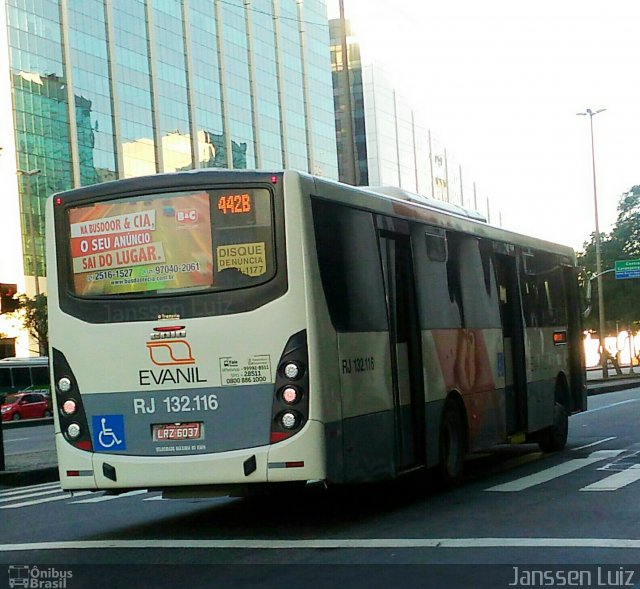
[7,565,73,588]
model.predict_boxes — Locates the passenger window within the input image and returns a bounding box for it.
[411,225,462,329]
[311,199,387,332]
[520,252,567,327]
[458,237,501,329]
[31,366,49,386]
[425,232,447,262]
[12,368,30,388]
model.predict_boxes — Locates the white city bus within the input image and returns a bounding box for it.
[46,170,586,495]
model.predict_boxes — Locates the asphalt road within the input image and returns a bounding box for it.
[1,422,54,456]
[2,389,640,588]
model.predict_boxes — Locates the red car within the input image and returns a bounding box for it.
[1,392,52,421]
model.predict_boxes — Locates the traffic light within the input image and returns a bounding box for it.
[0,284,18,313]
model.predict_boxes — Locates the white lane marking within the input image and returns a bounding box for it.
[142,496,165,501]
[485,450,624,492]
[572,437,616,451]
[70,490,148,504]
[0,488,62,504]
[580,399,640,415]
[3,437,29,443]
[0,482,60,498]
[3,538,640,551]
[0,492,91,509]
[581,464,640,492]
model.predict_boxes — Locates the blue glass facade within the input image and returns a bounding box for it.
[7,0,71,279]
[4,0,338,279]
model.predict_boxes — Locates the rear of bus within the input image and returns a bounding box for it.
[46,170,323,493]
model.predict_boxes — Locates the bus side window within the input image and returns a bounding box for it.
[458,237,501,329]
[12,367,30,388]
[411,226,462,329]
[311,199,387,332]
[520,274,540,327]
[541,266,567,326]
[521,252,568,327]
[31,366,49,387]
[445,235,465,326]
[0,367,11,388]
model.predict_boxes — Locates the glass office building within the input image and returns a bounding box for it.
[329,0,493,215]
[0,0,338,303]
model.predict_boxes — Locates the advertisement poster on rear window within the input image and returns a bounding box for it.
[68,192,213,296]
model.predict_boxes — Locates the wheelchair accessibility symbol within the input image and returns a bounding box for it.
[92,415,127,451]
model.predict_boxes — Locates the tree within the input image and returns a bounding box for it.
[13,293,48,356]
[578,185,640,334]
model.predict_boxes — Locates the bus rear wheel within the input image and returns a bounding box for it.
[438,402,466,487]
[538,402,568,452]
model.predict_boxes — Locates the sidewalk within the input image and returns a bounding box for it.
[0,448,59,486]
[2,375,640,488]
[586,367,640,395]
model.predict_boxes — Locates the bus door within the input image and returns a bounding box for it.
[495,253,527,434]
[379,231,425,472]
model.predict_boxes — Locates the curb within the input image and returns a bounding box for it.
[1,417,54,430]
[588,382,640,396]
[587,376,640,396]
[0,466,59,487]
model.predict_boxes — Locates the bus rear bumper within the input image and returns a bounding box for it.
[56,420,326,491]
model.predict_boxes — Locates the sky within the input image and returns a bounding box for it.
[328,0,640,250]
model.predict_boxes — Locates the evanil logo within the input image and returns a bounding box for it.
[139,325,207,387]
[8,565,73,588]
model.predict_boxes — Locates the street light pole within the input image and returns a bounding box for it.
[577,108,607,378]
[17,169,42,298]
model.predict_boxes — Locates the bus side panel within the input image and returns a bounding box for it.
[463,328,507,450]
[308,191,393,484]
[414,227,508,458]
[294,171,341,482]
[427,328,506,452]
[421,330,447,468]
[519,251,578,430]
[524,326,568,432]
[565,266,587,413]
[338,332,395,483]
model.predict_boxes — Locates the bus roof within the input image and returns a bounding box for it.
[0,357,48,365]
[308,173,576,262]
[366,185,488,223]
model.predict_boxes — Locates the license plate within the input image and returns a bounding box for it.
[152,422,203,442]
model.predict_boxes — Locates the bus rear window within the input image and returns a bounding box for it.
[67,188,275,297]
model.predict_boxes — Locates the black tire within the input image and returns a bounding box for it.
[12,412,21,421]
[44,410,52,418]
[538,402,568,452]
[438,402,466,487]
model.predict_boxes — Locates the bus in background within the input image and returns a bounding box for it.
[0,357,51,420]
[46,170,586,495]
